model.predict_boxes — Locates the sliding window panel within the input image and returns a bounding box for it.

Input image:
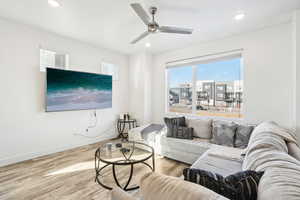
[167,66,193,114]
[196,57,243,118]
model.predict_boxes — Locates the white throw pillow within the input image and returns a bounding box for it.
[186,118,213,139]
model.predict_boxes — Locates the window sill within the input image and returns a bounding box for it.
[165,111,244,122]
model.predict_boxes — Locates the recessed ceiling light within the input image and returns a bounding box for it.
[48,0,60,7]
[145,42,151,47]
[234,12,245,21]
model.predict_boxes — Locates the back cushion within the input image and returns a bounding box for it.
[186,118,213,139]
[211,120,238,147]
[234,124,255,149]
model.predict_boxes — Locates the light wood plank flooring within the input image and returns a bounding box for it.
[0,139,189,200]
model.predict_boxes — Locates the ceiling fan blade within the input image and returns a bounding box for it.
[159,26,193,34]
[130,3,151,25]
[130,31,150,44]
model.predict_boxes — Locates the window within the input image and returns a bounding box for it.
[167,55,243,118]
[101,62,119,81]
[40,49,69,72]
[168,66,193,114]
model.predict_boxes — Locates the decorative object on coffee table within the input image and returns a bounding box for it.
[95,141,155,191]
[117,118,137,141]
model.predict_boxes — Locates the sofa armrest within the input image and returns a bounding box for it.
[111,187,138,200]
[128,125,146,142]
[140,172,229,200]
[287,142,300,161]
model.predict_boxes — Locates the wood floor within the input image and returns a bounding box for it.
[0,139,189,200]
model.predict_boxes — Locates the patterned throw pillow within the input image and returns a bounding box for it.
[183,168,237,199]
[225,170,264,200]
[164,117,193,139]
[173,126,193,139]
[211,120,238,147]
[234,125,255,149]
[183,168,264,200]
[164,117,186,137]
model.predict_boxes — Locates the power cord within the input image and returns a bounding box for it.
[86,110,98,130]
[74,110,117,139]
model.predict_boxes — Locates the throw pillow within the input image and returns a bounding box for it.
[186,118,213,139]
[183,168,237,200]
[173,126,193,140]
[164,117,186,137]
[234,124,255,149]
[225,170,264,200]
[211,120,238,147]
[164,117,193,139]
[183,168,264,200]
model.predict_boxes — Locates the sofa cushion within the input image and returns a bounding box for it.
[234,124,254,149]
[191,146,243,177]
[161,136,212,155]
[211,120,238,147]
[140,172,229,200]
[186,118,213,139]
[160,136,212,164]
[111,187,138,200]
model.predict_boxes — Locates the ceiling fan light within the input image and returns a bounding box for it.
[234,12,245,21]
[145,43,151,47]
[48,0,61,8]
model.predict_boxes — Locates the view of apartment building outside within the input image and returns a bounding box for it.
[168,57,242,118]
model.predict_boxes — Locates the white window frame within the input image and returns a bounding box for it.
[165,50,244,119]
[39,48,69,72]
[101,62,119,81]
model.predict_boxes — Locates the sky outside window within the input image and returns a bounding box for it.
[169,58,241,87]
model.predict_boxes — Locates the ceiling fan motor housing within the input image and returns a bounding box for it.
[148,7,159,32]
[148,23,159,32]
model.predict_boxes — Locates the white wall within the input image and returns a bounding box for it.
[0,18,129,166]
[152,23,294,129]
[129,52,152,125]
[294,10,300,140]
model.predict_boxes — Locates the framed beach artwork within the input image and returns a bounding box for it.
[46,68,112,112]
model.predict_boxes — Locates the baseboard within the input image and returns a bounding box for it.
[0,135,116,167]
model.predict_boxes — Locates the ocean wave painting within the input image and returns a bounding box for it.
[46,68,112,112]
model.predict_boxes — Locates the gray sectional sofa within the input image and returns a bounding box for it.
[117,119,300,200]
[128,117,249,164]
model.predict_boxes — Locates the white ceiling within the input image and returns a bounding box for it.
[0,0,299,55]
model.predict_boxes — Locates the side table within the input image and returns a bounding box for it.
[117,119,137,141]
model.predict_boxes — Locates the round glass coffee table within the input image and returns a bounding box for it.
[95,141,155,191]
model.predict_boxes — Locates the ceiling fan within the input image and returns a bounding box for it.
[130,3,193,44]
